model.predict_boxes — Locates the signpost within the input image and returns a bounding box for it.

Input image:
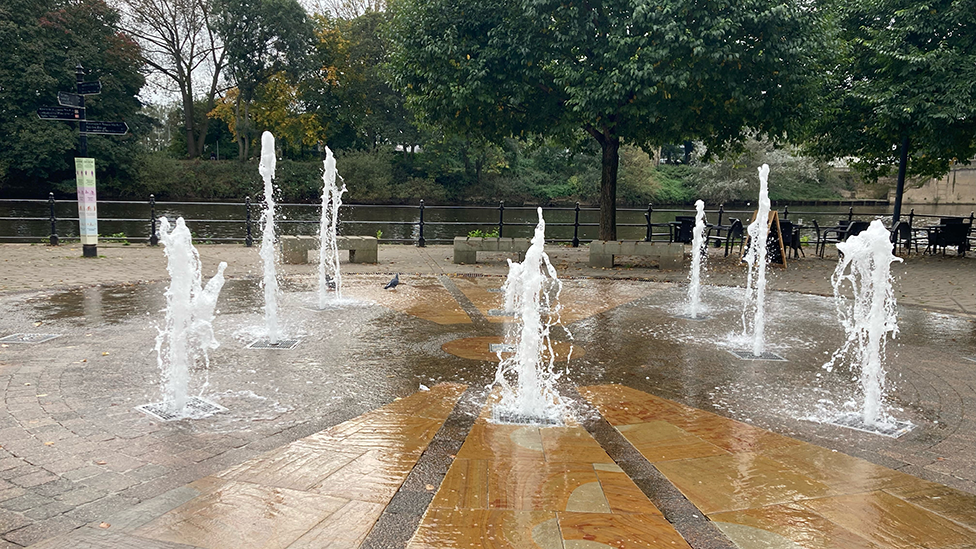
[81,121,128,135]
[37,65,126,257]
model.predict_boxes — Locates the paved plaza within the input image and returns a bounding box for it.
[0,242,973,548]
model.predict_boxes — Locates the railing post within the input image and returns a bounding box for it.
[717,203,724,227]
[908,208,915,228]
[572,202,580,247]
[418,199,426,247]
[497,200,504,238]
[644,203,653,242]
[848,206,854,221]
[970,211,974,225]
[48,192,59,246]
[783,205,790,220]
[149,194,159,246]
[245,196,253,247]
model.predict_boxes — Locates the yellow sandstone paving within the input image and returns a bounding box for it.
[410,397,689,549]
[580,383,976,549]
[131,382,466,549]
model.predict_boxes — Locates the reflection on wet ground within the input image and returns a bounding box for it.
[2,274,975,547]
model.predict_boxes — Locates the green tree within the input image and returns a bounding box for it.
[0,0,145,196]
[805,0,976,221]
[390,0,823,239]
[212,0,314,159]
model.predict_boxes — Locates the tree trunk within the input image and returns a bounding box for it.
[892,135,910,223]
[182,93,198,159]
[599,134,620,241]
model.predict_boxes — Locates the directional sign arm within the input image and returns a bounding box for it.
[80,121,128,136]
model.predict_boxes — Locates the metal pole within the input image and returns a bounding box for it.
[245,196,253,247]
[644,203,652,242]
[848,207,854,222]
[572,202,580,247]
[149,194,158,246]
[48,192,59,246]
[783,205,790,220]
[76,64,95,257]
[497,200,504,238]
[418,199,426,247]
[717,203,724,227]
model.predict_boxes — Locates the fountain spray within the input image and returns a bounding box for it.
[687,200,707,318]
[492,208,570,424]
[258,132,280,344]
[318,147,346,307]
[155,217,226,415]
[742,164,771,356]
[825,219,902,427]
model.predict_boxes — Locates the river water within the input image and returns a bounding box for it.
[1,200,972,244]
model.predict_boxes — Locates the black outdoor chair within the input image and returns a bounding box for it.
[777,220,803,259]
[707,218,744,257]
[671,216,696,244]
[889,221,913,255]
[845,221,870,239]
[813,219,842,258]
[928,222,972,256]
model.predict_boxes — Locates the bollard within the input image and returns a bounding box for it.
[848,206,854,221]
[783,205,790,220]
[245,196,253,247]
[717,203,724,227]
[418,199,426,247]
[149,194,158,246]
[572,202,581,247]
[497,200,504,238]
[48,192,59,246]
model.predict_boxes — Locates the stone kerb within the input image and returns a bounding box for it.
[280,235,378,264]
[588,240,685,270]
[453,237,532,264]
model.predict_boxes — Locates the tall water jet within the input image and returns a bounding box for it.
[492,208,570,424]
[318,147,346,307]
[742,164,771,356]
[824,219,902,428]
[258,132,280,343]
[686,199,708,318]
[155,217,227,415]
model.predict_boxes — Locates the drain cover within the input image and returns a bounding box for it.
[487,309,515,317]
[826,413,913,438]
[493,410,563,426]
[136,396,226,421]
[489,343,517,353]
[248,339,300,350]
[0,333,61,344]
[728,349,787,361]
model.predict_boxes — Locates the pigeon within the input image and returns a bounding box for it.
[324,274,336,290]
[384,273,400,290]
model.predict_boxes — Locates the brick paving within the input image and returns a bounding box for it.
[0,242,973,547]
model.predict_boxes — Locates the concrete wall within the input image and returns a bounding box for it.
[895,166,976,205]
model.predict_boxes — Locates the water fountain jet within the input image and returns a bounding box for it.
[741,164,771,357]
[686,200,708,319]
[823,219,909,435]
[318,147,346,307]
[491,208,571,425]
[258,132,280,344]
[149,216,227,418]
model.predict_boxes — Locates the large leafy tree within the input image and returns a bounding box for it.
[117,0,226,159]
[390,0,823,239]
[805,0,976,222]
[0,0,144,195]
[212,0,314,159]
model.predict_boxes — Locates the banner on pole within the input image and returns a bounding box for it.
[75,158,98,245]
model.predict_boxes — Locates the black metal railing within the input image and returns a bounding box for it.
[1,196,972,248]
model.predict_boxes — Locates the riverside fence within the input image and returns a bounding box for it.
[0,194,971,247]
